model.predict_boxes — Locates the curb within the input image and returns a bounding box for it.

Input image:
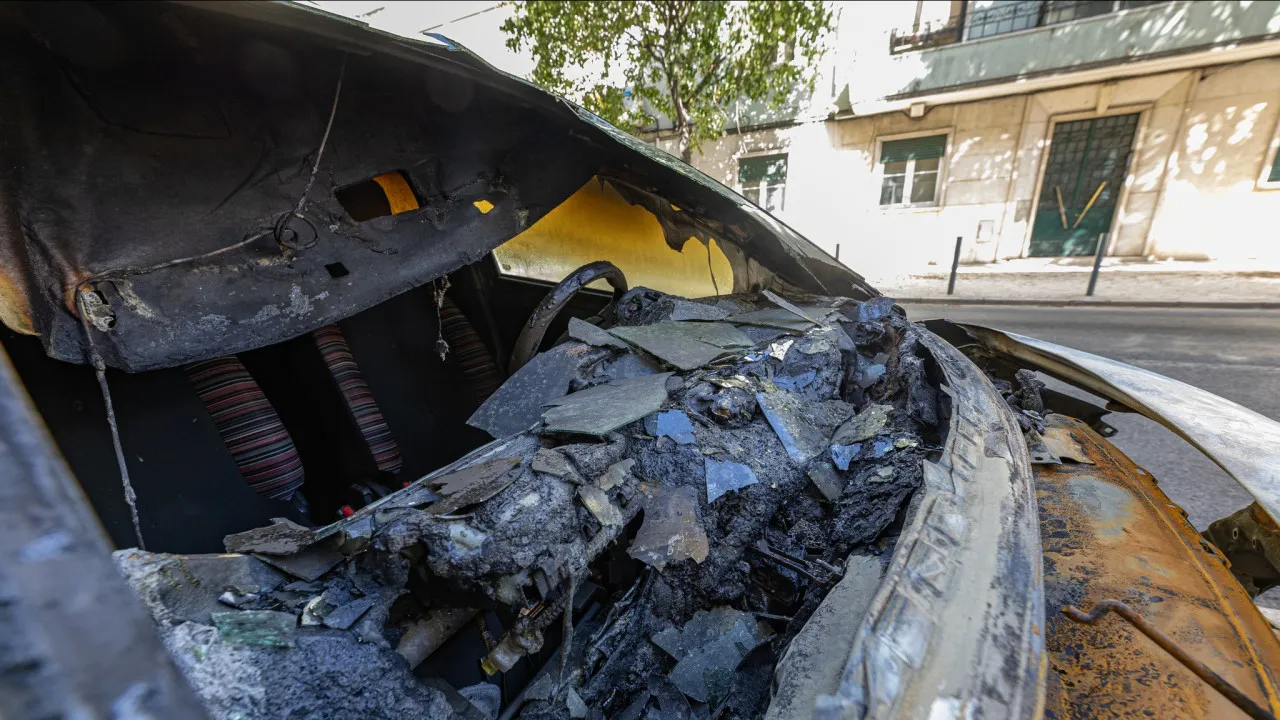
[894,297,1280,310]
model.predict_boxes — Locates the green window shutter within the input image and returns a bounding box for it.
[738,154,788,184]
[880,135,947,164]
[1269,148,1280,183]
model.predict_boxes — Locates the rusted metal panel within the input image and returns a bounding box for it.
[1036,414,1280,719]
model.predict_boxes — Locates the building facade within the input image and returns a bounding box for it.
[655,1,1280,276]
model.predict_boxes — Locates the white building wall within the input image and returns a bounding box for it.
[675,57,1280,275]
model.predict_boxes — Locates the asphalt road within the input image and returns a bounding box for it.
[902,304,1280,531]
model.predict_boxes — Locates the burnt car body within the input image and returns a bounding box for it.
[2,3,1280,719]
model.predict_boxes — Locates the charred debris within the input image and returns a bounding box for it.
[118,288,945,719]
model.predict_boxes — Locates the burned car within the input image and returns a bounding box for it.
[3,3,1280,720]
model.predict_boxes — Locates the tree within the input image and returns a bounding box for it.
[502,1,834,163]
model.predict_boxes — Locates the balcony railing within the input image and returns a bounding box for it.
[889,19,964,54]
[889,0,1170,54]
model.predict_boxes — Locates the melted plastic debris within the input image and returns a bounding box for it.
[568,317,629,349]
[212,610,297,648]
[427,457,523,516]
[856,297,896,323]
[120,288,937,720]
[543,373,673,435]
[705,458,760,503]
[832,403,891,445]
[1024,428,1062,465]
[1041,425,1094,464]
[608,322,751,370]
[651,607,771,703]
[646,409,697,444]
[628,483,709,568]
[469,344,606,438]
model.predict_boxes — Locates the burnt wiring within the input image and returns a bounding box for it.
[76,288,145,550]
[82,52,349,285]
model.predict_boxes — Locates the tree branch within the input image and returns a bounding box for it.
[688,55,724,103]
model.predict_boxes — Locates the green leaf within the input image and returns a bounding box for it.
[502,0,834,159]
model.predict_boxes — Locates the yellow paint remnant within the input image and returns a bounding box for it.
[493,178,733,298]
[670,203,681,212]
[371,172,419,214]
[474,199,495,214]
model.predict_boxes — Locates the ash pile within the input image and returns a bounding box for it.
[116,288,942,720]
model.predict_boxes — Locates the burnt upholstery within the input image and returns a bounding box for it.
[439,297,502,406]
[312,325,403,475]
[186,356,306,500]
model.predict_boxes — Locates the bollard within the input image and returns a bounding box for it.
[1086,232,1107,297]
[947,236,962,295]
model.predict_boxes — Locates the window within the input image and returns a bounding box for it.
[738,154,788,213]
[879,135,946,207]
[1269,148,1280,185]
[963,1,1167,42]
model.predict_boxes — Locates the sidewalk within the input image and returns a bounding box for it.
[869,258,1280,307]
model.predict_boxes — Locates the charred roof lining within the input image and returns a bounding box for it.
[1,2,874,372]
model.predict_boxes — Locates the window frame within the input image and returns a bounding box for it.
[1256,112,1280,191]
[875,129,952,210]
[736,150,789,213]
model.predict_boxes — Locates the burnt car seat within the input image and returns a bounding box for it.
[186,356,307,500]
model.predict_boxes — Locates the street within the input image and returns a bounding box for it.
[902,304,1280,531]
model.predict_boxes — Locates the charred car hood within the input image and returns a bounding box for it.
[0,1,873,372]
[963,324,1280,526]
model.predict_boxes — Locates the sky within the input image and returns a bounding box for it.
[307,1,534,78]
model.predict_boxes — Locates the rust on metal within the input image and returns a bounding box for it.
[1036,414,1280,719]
[1064,600,1277,720]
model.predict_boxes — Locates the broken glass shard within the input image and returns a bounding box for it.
[568,317,629,349]
[727,307,814,333]
[607,323,750,371]
[224,518,315,555]
[531,449,582,483]
[762,289,823,325]
[832,403,891,445]
[427,457,522,516]
[756,391,831,464]
[831,443,860,471]
[323,596,376,630]
[646,409,696,444]
[668,300,731,322]
[212,610,296,648]
[628,483,708,569]
[468,344,589,438]
[578,485,623,526]
[773,370,817,392]
[255,544,345,582]
[597,458,635,491]
[807,464,845,502]
[542,373,673,436]
[652,607,771,704]
[704,458,759,503]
